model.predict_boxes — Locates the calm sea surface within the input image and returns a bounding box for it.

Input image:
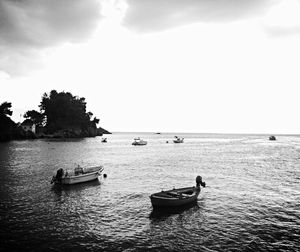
[0,133,299,251]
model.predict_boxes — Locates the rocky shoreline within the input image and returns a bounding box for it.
[38,127,111,139]
[1,90,111,142]
[0,124,111,142]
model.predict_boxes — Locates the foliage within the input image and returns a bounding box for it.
[0,102,17,141]
[1,91,105,141]
[39,90,99,133]
[0,102,13,118]
[24,110,44,127]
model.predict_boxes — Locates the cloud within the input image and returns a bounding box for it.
[122,0,272,32]
[262,0,300,37]
[264,26,300,37]
[0,0,102,76]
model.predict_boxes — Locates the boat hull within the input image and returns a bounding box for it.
[51,166,103,185]
[59,171,100,185]
[132,142,147,145]
[173,140,183,143]
[150,187,200,209]
[173,137,184,143]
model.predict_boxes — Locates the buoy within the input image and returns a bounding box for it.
[103,174,107,178]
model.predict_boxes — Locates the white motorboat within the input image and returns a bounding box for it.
[51,165,104,185]
[269,135,276,141]
[132,137,147,146]
[173,136,184,143]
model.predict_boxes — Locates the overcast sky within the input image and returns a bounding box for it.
[1,0,300,134]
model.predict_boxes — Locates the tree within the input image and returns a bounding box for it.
[39,90,100,134]
[24,110,44,127]
[0,102,18,141]
[0,102,13,118]
[93,117,100,126]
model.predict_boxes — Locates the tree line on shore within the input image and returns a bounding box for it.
[0,90,110,142]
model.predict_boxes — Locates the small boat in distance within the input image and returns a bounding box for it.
[101,137,107,142]
[132,137,147,146]
[269,135,276,141]
[150,176,206,209]
[173,136,184,143]
[51,165,104,185]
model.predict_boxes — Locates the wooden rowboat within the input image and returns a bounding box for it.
[150,176,206,209]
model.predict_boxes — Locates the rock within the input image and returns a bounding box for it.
[97,127,111,136]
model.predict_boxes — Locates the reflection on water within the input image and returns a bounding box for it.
[0,133,299,251]
[51,179,101,192]
[50,179,102,198]
[149,202,201,220]
[46,138,86,142]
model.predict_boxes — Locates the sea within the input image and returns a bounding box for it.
[0,132,299,251]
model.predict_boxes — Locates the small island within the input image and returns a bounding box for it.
[0,90,111,142]
[269,135,276,141]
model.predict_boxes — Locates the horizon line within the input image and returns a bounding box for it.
[109,131,300,136]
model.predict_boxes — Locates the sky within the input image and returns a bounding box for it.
[1,0,300,134]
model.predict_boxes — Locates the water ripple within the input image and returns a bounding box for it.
[0,134,299,251]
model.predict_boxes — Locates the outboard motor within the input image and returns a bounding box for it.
[51,168,64,184]
[196,175,206,188]
[56,168,64,182]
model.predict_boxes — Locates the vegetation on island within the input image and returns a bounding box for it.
[0,90,110,142]
[0,102,18,141]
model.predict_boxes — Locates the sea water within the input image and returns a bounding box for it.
[0,133,299,251]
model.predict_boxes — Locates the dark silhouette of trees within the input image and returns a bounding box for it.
[39,90,100,135]
[0,102,17,141]
[1,90,109,141]
[0,102,13,117]
[24,110,44,127]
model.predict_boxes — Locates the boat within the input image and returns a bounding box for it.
[51,165,104,185]
[173,136,184,143]
[101,137,107,142]
[132,137,147,146]
[269,135,276,141]
[150,176,206,209]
